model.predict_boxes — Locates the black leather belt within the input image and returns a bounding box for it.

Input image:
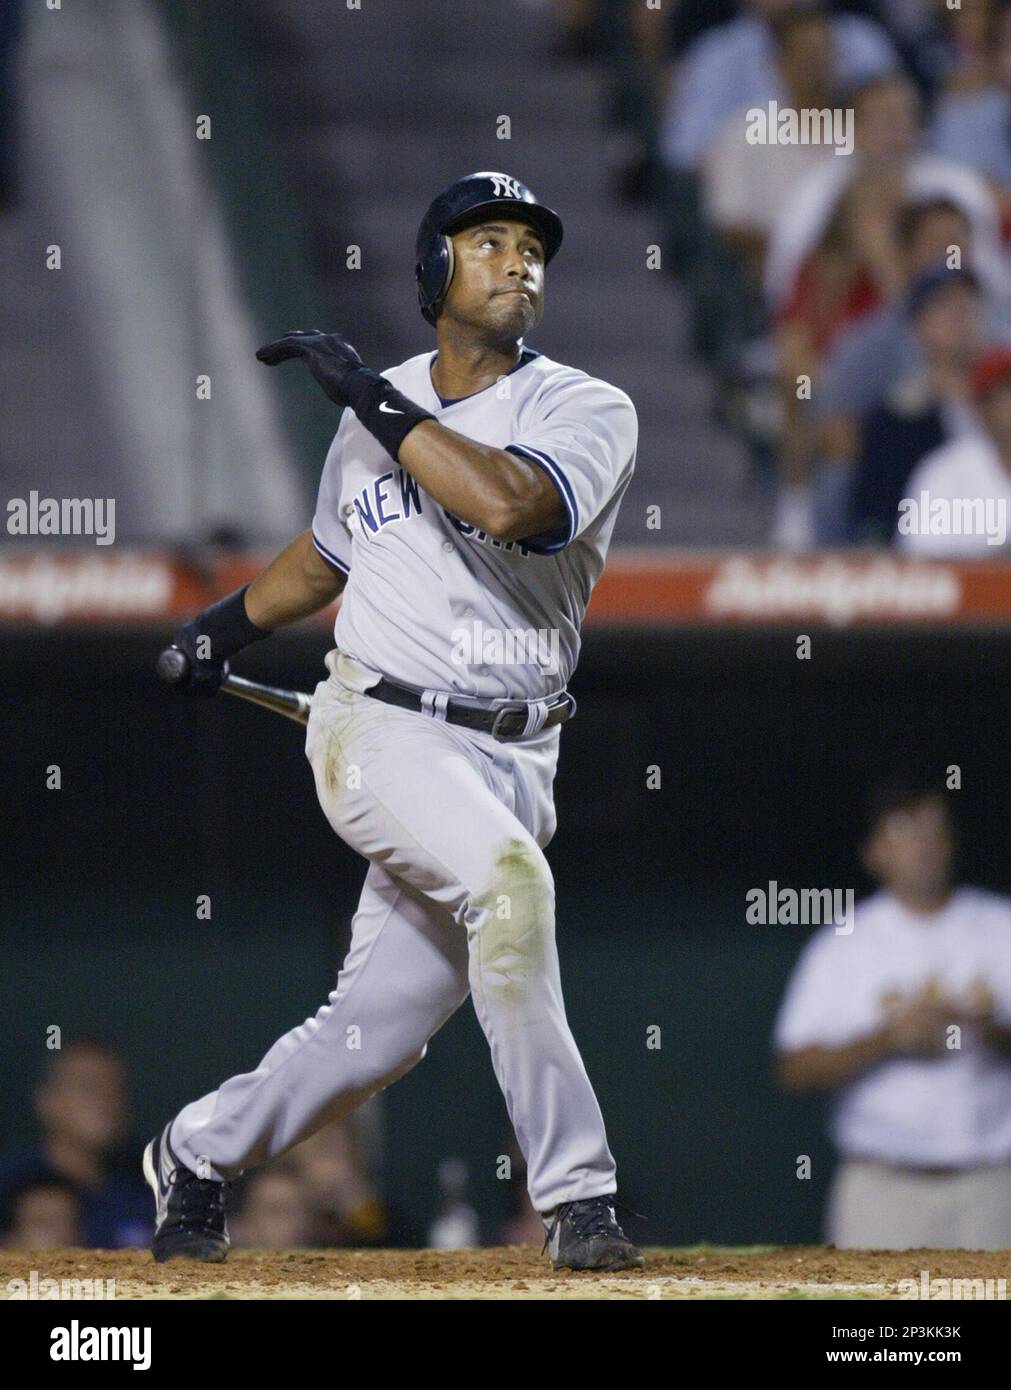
[365,676,576,741]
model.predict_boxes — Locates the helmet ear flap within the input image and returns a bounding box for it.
[418,232,455,325]
[435,234,455,319]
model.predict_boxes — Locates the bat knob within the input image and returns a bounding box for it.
[156,646,190,684]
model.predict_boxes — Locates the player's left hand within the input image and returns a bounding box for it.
[256,330,367,406]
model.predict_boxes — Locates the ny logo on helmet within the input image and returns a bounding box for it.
[487,174,523,201]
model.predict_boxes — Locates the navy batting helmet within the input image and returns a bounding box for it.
[415,171,564,326]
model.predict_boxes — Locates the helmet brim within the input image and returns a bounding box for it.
[441,199,563,264]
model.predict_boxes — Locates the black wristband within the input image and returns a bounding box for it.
[343,368,436,460]
[188,584,271,662]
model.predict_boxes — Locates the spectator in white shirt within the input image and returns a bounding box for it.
[661,0,896,173]
[774,782,1011,1250]
[702,5,842,282]
[897,344,1011,555]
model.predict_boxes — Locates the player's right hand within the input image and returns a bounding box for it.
[168,618,231,698]
[162,585,269,698]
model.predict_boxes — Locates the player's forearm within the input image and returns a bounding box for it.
[777,1026,896,1093]
[398,419,563,542]
[245,529,347,629]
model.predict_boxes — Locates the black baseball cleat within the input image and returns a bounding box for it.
[142,1123,231,1263]
[542,1196,645,1271]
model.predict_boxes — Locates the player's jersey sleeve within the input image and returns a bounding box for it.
[505,376,637,554]
[310,411,353,576]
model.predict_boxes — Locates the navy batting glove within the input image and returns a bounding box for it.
[257,328,436,460]
[256,330,365,407]
[169,585,270,698]
[171,619,231,698]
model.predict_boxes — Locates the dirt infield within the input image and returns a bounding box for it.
[3,1245,1010,1300]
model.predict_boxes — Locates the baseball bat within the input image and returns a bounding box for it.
[156,646,313,726]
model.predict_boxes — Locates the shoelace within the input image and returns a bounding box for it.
[541,1196,638,1254]
[170,1167,230,1233]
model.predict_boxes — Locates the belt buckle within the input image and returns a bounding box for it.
[489,703,525,742]
[488,695,572,742]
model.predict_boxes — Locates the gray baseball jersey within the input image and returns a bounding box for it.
[310,346,637,700]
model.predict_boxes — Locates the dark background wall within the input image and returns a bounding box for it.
[4,626,1009,1246]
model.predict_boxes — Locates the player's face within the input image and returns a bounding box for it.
[444,219,545,339]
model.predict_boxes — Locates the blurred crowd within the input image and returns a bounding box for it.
[0,1042,396,1251]
[0,1039,545,1252]
[553,0,1011,551]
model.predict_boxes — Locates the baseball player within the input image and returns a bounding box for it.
[144,172,642,1272]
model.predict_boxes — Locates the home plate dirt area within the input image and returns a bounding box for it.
[3,1246,1010,1300]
